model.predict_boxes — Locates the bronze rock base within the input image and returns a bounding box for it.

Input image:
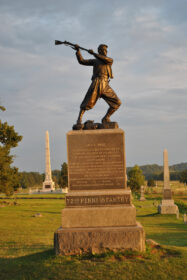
[72,120,118,130]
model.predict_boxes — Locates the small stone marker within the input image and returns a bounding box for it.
[146,239,159,246]
[139,185,146,201]
[176,210,179,219]
[183,214,187,224]
[33,213,42,217]
[153,201,158,207]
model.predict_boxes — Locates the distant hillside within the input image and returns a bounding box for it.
[127,162,187,180]
[170,162,187,172]
[20,163,187,186]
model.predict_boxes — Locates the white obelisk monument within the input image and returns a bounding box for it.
[158,149,178,214]
[42,131,55,192]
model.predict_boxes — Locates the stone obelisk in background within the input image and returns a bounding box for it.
[163,149,170,189]
[158,149,178,214]
[42,131,55,192]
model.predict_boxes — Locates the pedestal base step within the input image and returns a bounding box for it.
[158,203,179,214]
[139,197,146,201]
[62,205,136,228]
[54,222,145,255]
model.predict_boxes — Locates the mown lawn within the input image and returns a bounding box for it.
[0,195,187,280]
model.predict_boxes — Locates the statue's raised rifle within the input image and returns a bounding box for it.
[55,40,89,52]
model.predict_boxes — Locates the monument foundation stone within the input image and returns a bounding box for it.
[54,129,145,255]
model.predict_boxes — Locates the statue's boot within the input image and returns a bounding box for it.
[102,107,116,123]
[77,109,85,124]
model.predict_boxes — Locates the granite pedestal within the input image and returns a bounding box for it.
[158,199,179,214]
[158,189,178,214]
[54,129,145,255]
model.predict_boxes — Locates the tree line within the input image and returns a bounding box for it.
[1,164,68,190]
[19,163,68,189]
[18,165,187,192]
[127,165,187,191]
[127,162,187,180]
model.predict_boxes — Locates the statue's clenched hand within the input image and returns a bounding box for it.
[88,49,94,55]
[74,44,80,51]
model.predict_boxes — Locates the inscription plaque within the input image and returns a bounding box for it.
[67,129,126,190]
[163,189,172,200]
[66,194,131,207]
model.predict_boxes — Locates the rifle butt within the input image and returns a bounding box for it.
[55,40,63,45]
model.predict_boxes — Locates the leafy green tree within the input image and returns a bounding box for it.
[0,106,5,111]
[52,169,61,186]
[59,162,68,188]
[147,178,156,187]
[179,169,187,184]
[19,172,43,188]
[0,106,22,195]
[127,165,145,192]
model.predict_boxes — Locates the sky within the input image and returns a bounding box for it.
[0,0,187,172]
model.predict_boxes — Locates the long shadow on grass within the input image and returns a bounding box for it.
[0,249,54,263]
[0,249,56,280]
[145,197,162,201]
[147,232,187,247]
[137,212,159,217]
[22,209,62,214]
[156,222,187,230]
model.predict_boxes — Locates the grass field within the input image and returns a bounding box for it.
[0,193,187,280]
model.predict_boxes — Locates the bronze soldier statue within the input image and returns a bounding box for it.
[74,44,121,125]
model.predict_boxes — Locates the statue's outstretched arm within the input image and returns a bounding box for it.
[94,53,113,65]
[88,49,113,65]
[76,49,94,66]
